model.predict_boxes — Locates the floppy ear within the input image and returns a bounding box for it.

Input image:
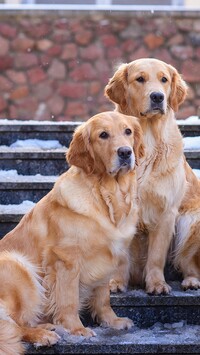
[168,65,188,112]
[132,119,145,165]
[66,123,94,174]
[104,64,128,111]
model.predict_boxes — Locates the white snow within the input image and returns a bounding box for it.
[0,170,57,183]
[10,139,64,150]
[183,136,200,150]
[177,116,200,125]
[0,119,82,125]
[0,200,35,214]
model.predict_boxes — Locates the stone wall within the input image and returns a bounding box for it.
[0,9,200,121]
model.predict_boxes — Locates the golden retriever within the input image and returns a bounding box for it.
[0,111,144,354]
[105,58,200,295]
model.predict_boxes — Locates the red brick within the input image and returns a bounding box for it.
[46,44,62,57]
[107,46,123,60]
[12,37,35,52]
[144,33,164,50]
[10,97,38,120]
[0,75,13,91]
[58,82,87,98]
[14,53,38,69]
[176,104,196,120]
[129,46,149,61]
[47,95,65,116]
[120,39,138,53]
[48,59,66,79]
[0,96,7,112]
[182,60,200,82]
[70,63,96,81]
[27,67,46,84]
[32,81,53,101]
[80,45,104,60]
[171,45,193,60]
[6,70,27,84]
[10,86,29,100]
[61,43,78,60]
[36,39,52,51]
[52,31,71,44]
[0,55,13,70]
[26,23,51,39]
[75,30,93,46]
[65,101,88,117]
[100,34,117,47]
[0,36,9,56]
[0,23,17,39]
[89,81,101,96]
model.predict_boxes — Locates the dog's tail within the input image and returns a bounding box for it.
[0,307,24,355]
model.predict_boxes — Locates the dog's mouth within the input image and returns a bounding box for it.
[109,159,133,176]
[140,107,165,117]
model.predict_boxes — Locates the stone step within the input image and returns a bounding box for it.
[0,121,80,146]
[0,148,68,175]
[24,281,200,354]
[0,174,56,204]
[0,121,199,147]
[0,148,199,175]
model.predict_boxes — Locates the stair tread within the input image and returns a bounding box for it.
[25,322,200,354]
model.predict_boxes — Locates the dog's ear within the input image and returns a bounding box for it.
[132,119,145,165]
[168,65,188,112]
[105,64,128,111]
[66,123,94,174]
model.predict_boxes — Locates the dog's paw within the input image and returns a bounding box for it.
[182,277,200,290]
[109,279,127,293]
[146,281,171,295]
[70,327,96,337]
[102,317,134,330]
[34,330,60,347]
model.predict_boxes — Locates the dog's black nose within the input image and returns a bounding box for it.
[117,146,132,160]
[150,92,164,104]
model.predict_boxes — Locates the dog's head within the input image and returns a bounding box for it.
[67,111,145,176]
[105,58,188,119]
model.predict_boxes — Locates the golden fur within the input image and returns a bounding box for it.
[105,58,200,294]
[0,111,144,353]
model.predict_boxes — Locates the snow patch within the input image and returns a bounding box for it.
[0,119,82,125]
[10,139,63,150]
[0,170,57,183]
[0,200,35,214]
[178,115,200,125]
[183,136,200,150]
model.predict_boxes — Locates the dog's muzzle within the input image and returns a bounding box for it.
[117,146,132,168]
[150,91,165,113]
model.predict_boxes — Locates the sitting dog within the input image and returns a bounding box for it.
[105,58,192,294]
[0,111,144,354]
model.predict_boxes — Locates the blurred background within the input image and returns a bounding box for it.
[0,0,200,121]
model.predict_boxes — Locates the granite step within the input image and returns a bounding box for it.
[24,281,200,354]
[0,148,199,175]
[0,174,57,205]
[0,121,80,146]
[0,121,199,147]
[0,148,68,175]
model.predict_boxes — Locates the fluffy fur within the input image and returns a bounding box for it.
[105,58,200,294]
[0,111,144,352]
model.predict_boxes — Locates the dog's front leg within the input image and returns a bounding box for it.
[91,284,133,330]
[44,247,95,337]
[145,210,176,295]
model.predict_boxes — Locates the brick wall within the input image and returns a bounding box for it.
[0,9,200,121]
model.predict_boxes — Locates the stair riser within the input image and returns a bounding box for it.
[0,154,199,176]
[0,188,52,205]
[0,159,68,176]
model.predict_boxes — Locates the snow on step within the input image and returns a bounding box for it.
[0,200,35,214]
[0,169,58,183]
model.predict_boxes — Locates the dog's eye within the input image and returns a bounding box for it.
[125,128,132,135]
[136,76,145,83]
[99,131,109,139]
[161,77,168,83]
